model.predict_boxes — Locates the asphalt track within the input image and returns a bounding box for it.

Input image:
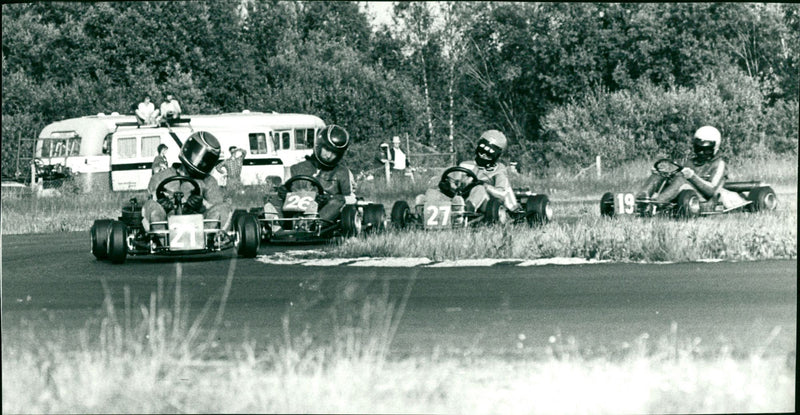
[2,232,796,358]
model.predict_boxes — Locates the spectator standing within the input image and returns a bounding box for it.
[216,146,248,193]
[152,144,169,174]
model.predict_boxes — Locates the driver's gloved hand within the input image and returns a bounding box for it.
[438,179,452,196]
[185,194,204,213]
[276,185,288,200]
[157,197,174,213]
[315,193,331,206]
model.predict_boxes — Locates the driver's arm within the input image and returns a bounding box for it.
[147,169,169,200]
[334,169,355,204]
[202,177,225,206]
[484,168,511,200]
[686,159,725,198]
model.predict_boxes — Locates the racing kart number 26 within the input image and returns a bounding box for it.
[613,192,636,215]
[169,214,205,250]
[424,203,452,228]
[283,191,317,213]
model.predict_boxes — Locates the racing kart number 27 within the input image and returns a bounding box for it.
[424,202,452,228]
[612,192,636,215]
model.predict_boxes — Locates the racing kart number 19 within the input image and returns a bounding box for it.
[614,192,636,215]
[424,204,451,228]
[168,215,205,250]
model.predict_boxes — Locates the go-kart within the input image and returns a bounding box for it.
[91,175,260,264]
[240,175,386,243]
[391,166,552,230]
[600,158,778,218]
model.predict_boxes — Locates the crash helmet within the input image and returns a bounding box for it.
[179,131,221,178]
[475,129,508,167]
[314,124,350,168]
[692,126,721,164]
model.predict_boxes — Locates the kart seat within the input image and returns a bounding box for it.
[722,181,762,193]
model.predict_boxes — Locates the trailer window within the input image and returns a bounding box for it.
[294,129,312,149]
[141,136,161,158]
[276,131,291,150]
[249,133,269,155]
[116,137,137,159]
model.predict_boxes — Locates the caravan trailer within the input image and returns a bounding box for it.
[32,111,325,192]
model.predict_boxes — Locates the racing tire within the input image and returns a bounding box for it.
[747,186,778,212]
[391,201,411,229]
[341,205,361,237]
[231,209,249,230]
[107,220,128,264]
[91,219,113,260]
[485,198,508,225]
[675,189,700,219]
[526,194,552,226]
[600,192,615,217]
[363,204,386,234]
[236,214,260,258]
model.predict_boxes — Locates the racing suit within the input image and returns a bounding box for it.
[415,160,519,212]
[142,166,232,231]
[263,155,356,223]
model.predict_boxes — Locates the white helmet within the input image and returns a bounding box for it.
[692,126,721,164]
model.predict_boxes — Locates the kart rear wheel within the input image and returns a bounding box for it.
[675,189,700,219]
[600,192,615,217]
[747,186,778,212]
[231,209,249,230]
[341,205,361,237]
[485,199,508,225]
[91,219,113,260]
[107,220,128,264]
[391,201,411,229]
[236,213,260,258]
[526,194,552,226]
[363,204,386,234]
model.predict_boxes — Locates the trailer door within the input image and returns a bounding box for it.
[110,132,162,191]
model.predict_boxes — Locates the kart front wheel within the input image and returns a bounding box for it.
[91,219,113,260]
[341,205,361,237]
[363,204,386,234]
[107,220,128,264]
[526,194,552,226]
[675,189,700,219]
[600,192,615,217]
[391,201,411,229]
[485,199,508,225]
[236,213,260,258]
[747,186,778,212]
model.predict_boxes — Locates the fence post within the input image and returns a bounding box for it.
[596,155,602,179]
[384,145,392,185]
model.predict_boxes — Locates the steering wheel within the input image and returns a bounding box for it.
[155,176,202,213]
[283,175,326,195]
[439,166,481,198]
[653,158,684,179]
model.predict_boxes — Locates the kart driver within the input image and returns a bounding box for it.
[142,131,232,232]
[415,129,520,214]
[637,125,747,210]
[262,125,356,230]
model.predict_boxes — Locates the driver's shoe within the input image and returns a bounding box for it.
[464,201,477,213]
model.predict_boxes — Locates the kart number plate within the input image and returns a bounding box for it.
[614,192,636,215]
[168,214,205,250]
[424,202,452,228]
[283,191,317,213]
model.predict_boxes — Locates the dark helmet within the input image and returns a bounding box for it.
[475,129,507,168]
[691,126,721,165]
[179,131,221,178]
[314,125,350,168]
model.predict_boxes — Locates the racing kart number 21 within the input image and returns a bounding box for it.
[168,214,205,250]
[614,192,636,215]
[424,203,451,228]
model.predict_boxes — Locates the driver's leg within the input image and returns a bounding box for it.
[143,199,168,231]
[262,194,284,233]
[466,185,490,213]
[653,176,695,204]
[637,173,665,198]
[204,201,232,230]
[319,198,344,222]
